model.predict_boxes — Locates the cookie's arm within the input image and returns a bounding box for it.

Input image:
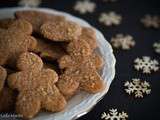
[80,71,104,93]
[90,53,104,70]
[7,72,25,90]
[57,73,79,97]
[58,55,73,69]
[42,85,67,112]
[28,36,37,51]
[41,69,58,84]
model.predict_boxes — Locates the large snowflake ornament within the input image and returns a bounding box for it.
[134,56,159,74]
[141,15,160,29]
[124,78,151,98]
[99,12,122,26]
[74,0,96,14]
[153,42,160,54]
[101,109,128,120]
[18,0,41,7]
[111,34,135,50]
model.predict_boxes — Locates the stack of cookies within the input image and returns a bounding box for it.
[0,10,104,119]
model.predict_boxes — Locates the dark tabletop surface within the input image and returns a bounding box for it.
[0,0,160,120]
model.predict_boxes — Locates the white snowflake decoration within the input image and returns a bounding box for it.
[153,42,160,54]
[124,78,151,98]
[74,0,96,14]
[134,56,159,74]
[111,34,135,50]
[101,109,128,120]
[141,15,160,29]
[99,12,122,26]
[18,0,41,7]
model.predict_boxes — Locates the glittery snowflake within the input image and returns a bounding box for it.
[153,42,160,54]
[74,0,96,14]
[18,0,41,7]
[111,34,135,50]
[141,15,160,29]
[99,12,122,26]
[101,109,128,120]
[124,78,151,98]
[134,56,159,74]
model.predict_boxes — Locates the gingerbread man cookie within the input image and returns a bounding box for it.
[57,40,104,97]
[0,19,37,66]
[8,52,66,119]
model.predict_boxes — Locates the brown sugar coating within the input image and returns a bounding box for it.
[0,19,37,67]
[8,52,66,119]
[40,20,82,42]
[0,18,15,29]
[57,39,104,97]
[15,10,65,33]
[0,87,16,112]
[0,66,7,92]
[80,27,98,50]
[33,38,66,61]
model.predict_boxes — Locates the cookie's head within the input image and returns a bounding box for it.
[67,39,91,58]
[17,52,43,72]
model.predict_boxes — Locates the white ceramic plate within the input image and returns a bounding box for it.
[0,7,116,120]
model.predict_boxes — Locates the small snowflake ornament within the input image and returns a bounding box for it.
[141,15,160,29]
[99,12,122,26]
[111,34,135,50]
[101,109,128,120]
[18,0,41,7]
[124,78,151,98]
[134,56,159,74]
[153,42,160,54]
[74,0,96,14]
